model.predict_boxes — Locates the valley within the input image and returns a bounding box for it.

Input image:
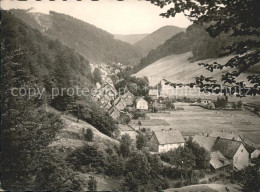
[1,1,259,191]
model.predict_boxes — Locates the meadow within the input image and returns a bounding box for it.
[146,103,260,147]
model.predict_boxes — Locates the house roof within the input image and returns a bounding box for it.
[102,101,111,108]
[135,97,147,103]
[209,131,242,142]
[152,129,185,145]
[193,135,217,151]
[210,151,230,169]
[108,106,120,115]
[122,90,134,98]
[113,97,126,106]
[211,138,242,159]
[102,83,117,93]
[245,144,256,154]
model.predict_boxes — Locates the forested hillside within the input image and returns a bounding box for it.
[134,25,185,56]
[9,9,142,65]
[133,24,232,72]
[1,11,119,190]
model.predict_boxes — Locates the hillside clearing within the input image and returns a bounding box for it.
[48,108,119,151]
[134,52,251,86]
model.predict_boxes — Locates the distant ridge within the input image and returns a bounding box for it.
[134,25,185,56]
[114,34,148,45]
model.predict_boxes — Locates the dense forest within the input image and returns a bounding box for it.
[9,9,142,65]
[133,24,234,73]
[1,11,119,190]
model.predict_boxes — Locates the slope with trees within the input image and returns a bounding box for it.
[9,9,142,65]
[149,0,260,96]
[1,11,119,190]
[133,23,233,73]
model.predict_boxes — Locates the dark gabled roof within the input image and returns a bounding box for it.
[245,144,256,154]
[102,101,111,108]
[152,129,185,145]
[211,138,242,159]
[108,106,120,115]
[113,96,126,106]
[209,131,243,142]
[193,135,217,151]
[210,151,230,169]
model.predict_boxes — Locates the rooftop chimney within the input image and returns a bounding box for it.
[170,128,172,131]
[162,129,164,132]
[222,130,224,132]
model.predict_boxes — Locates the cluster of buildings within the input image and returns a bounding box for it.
[92,80,149,121]
[148,129,260,171]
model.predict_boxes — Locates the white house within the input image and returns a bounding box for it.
[135,97,148,110]
[201,99,212,104]
[148,129,185,153]
[193,135,249,170]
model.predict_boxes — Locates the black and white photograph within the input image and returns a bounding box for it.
[1,0,260,191]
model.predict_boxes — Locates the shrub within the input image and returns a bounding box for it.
[67,144,104,173]
[174,181,183,188]
[83,128,94,142]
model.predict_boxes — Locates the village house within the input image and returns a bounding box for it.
[201,99,212,105]
[102,102,112,111]
[99,95,111,105]
[108,106,121,120]
[149,88,159,100]
[135,97,148,110]
[245,144,260,159]
[114,69,120,74]
[251,149,260,159]
[109,74,120,84]
[193,135,249,170]
[152,100,167,112]
[226,102,234,109]
[210,151,230,170]
[209,130,244,142]
[122,90,135,106]
[102,82,117,93]
[113,96,126,111]
[148,129,185,153]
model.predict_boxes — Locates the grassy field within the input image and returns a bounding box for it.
[146,103,260,147]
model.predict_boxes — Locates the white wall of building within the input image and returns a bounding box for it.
[233,144,249,170]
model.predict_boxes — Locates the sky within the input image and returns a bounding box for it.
[1,0,192,35]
